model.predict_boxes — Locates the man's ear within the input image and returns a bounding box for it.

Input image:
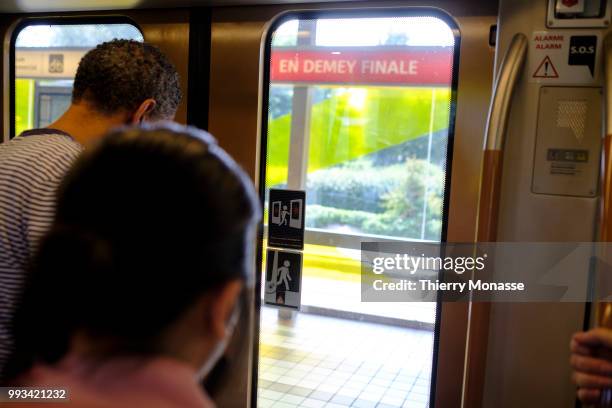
[130,98,156,124]
[208,280,242,340]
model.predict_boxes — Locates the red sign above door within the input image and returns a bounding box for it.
[270,47,454,86]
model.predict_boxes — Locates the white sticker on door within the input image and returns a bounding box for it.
[529,31,600,84]
[265,249,302,310]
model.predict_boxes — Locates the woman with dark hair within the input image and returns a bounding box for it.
[3,123,259,407]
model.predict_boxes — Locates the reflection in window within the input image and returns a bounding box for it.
[14,23,143,135]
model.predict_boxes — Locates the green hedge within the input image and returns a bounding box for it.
[306,158,444,240]
[306,162,405,213]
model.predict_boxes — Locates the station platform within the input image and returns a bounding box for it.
[257,306,433,408]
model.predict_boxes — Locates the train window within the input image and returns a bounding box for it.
[12,21,143,137]
[257,11,458,408]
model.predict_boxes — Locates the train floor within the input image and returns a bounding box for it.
[257,306,433,408]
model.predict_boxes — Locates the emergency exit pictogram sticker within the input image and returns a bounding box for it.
[533,56,559,78]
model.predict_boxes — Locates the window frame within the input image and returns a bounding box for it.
[9,15,144,139]
[255,7,461,408]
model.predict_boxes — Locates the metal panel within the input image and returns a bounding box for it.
[532,86,602,197]
[481,1,608,407]
[547,0,612,28]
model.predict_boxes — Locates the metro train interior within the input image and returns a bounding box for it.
[0,0,611,407]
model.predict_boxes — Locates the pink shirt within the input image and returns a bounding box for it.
[5,355,215,408]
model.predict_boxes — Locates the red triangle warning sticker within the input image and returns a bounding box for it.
[533,56,559,78]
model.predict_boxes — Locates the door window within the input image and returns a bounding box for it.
[258,11,458,408]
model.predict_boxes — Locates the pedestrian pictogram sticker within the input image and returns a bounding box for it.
[265,249,303,310]
[533,56,559,79]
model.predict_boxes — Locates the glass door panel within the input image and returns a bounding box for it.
[257,11,458,408]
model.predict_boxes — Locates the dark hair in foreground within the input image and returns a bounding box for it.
[73,39,182,119]
[4,123,259,380]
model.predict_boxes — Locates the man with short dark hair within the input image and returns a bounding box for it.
[0,39,182,375]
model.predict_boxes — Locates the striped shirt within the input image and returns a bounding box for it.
[0,129,82,377]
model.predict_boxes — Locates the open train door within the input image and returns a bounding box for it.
[207,1,498,407]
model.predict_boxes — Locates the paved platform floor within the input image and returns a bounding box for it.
[257,306,434,408]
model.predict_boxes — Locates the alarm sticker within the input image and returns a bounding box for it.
[529,31,600,85]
